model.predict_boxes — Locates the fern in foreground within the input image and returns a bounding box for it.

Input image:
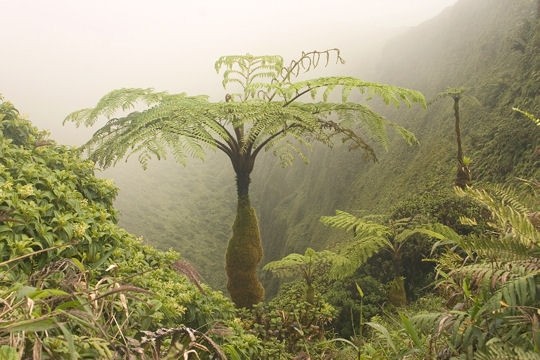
[412,185,540,358]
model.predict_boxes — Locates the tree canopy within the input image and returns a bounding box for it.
[65,49,424,171]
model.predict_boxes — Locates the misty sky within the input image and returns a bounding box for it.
[1,0,458,144]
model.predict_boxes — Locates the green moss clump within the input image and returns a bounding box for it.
[226,198,264,307]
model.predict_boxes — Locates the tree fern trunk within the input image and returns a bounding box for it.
[388,276,407,307]
[225,170,264,308]
[453,96,471,188]
[306,283,315,304]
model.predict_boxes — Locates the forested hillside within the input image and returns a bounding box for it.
[105,0,539,293]
[102,156,236,288]
[255,0,539,268]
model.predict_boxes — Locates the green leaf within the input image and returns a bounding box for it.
[29,288,71,300]
[0,317,57,332]
[355,281,364,298]
[366,322,396,352]
[57,322,78,360]
[399,313,423,349]
[0,346,18,360]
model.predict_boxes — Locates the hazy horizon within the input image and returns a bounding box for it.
[1,0,458,144]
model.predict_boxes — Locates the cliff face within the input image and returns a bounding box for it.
[254,0,539,280]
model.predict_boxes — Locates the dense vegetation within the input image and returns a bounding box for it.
[1,97,538,358]
[104,0,540,296]
[1,0,539,358]
[0,99,253,358]
[256,0,540,265]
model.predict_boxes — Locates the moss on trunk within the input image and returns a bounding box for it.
[225,197,264,308]
[388,276,407,307]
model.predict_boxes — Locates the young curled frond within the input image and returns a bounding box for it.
[215,54,284,100]
[281,48,345,82]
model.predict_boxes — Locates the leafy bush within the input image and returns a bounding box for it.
[240,282,337,359]
[0,98,259,358]
[362,184,540,359]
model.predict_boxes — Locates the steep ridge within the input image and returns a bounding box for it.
[254,0,539,278]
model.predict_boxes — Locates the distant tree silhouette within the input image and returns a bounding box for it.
[431,87,476,188]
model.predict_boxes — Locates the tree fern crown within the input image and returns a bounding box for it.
[64,49,425,169]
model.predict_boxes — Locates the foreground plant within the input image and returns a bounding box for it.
[65,49,425,307]
[413,184,540,358]
[0,99,256,358]
[320,212,429,306]
[263,247,348,304]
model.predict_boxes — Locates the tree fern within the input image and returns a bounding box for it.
[64,49,425,308]
[429,87,480,188]
[475,343,540,360]
[263,247,350,303]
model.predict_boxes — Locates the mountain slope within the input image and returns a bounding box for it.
[107,0,539,292]
[254,0,539,271]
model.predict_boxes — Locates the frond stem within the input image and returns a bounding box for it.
[283,88,317,107]
[251,123,304,159]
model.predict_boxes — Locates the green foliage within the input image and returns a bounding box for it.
[0,99,259,358]
[320,211,392,272]
[358,297,446,360]
[0,99,119,276]
[408,184,540,358]
[264,247,349,303]
[324,275,387,339]
[241,282,338,359]
[321,211,435,306]
[388,189,486,235]
[65,49,424,170]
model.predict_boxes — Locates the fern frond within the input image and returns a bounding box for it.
[450,259,540,292]
[215,54,283,100]
[321,210,395,272]
[409,312,440,332]
[291,101,419,157]
[476,343,540,360]
[280,77,426,107]
[321,210,389,237]
[480,272,539,311]
[263,247,351,280]
[513,107,540,127]
[456,186,539,250]
[64,88,168,127]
